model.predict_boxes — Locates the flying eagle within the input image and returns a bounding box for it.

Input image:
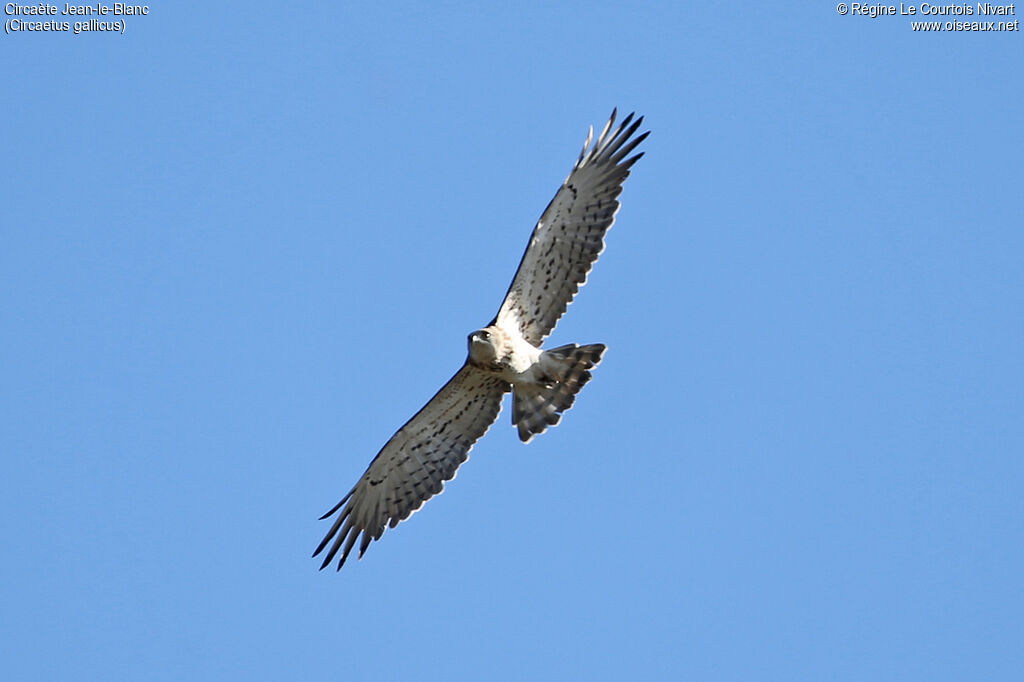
[314,110,648,570]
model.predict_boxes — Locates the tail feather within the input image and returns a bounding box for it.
[512,343,605,443]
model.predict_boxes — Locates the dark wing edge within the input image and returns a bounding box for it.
[492,109,649,345]
[313,363,510,571]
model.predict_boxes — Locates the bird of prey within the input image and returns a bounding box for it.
[314,110,648,571]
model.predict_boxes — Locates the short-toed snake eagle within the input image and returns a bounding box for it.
[314,110,648,570]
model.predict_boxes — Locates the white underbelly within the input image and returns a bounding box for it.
[502,334,543,380]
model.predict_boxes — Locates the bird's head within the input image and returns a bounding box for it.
[467,327,498,364]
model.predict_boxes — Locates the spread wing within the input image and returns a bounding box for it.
[493,110,648,346]
[314,364,510,571]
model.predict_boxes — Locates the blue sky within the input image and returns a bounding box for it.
[3,3,1022,680]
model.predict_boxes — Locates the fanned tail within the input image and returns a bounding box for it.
[512,343,606,443]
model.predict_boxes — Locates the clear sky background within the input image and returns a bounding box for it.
[3,3,1022,680]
